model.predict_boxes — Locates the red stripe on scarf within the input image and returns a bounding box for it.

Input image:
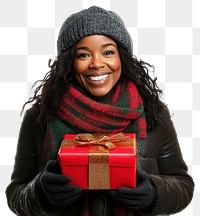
[110,81,121,104]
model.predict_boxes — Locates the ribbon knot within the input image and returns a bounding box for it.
[73,133,129,149]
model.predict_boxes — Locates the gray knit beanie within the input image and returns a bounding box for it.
[57,6,133,55]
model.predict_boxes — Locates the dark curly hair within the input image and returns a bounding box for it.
[22,43,164,131]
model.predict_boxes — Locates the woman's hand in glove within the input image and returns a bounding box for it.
[109,169,157,210]
[36,160,82,206]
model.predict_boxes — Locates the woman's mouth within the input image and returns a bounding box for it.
[87,74,110,81]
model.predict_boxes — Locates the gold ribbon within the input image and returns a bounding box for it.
[73,133,130,149]
[88,145,110,189]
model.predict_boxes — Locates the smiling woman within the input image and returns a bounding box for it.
[6,5,194,216]
[74,35,122,97]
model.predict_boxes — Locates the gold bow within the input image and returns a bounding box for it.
[73,133,129,150]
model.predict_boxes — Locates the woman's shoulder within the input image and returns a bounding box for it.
[21,105,42,129]
[24,105,39,120]
[159,101,171,116]
[156,100,175,131]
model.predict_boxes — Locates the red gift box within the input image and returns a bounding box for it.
[58,133,136,190]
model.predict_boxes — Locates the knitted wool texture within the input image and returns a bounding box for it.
[57,6,133,55]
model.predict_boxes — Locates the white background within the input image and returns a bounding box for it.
[0,0,199,215]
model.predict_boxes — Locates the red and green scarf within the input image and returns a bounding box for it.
[58,80,146,136]
[44,80,147,160]
[44,80,147,216]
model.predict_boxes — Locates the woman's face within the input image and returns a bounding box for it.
[73,35,122,97]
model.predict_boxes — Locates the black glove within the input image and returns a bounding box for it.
[36,160,82,206]
[109,169,157,210]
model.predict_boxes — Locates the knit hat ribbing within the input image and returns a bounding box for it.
[57,6,133,55]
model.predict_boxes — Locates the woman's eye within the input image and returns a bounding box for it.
[77,53,90,59]
[104,50,115,56]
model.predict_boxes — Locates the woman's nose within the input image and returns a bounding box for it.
[89,55,105,69]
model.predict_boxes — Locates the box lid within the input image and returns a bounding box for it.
[58,133,136,167]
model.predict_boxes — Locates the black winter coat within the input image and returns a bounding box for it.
[6,105,194,216]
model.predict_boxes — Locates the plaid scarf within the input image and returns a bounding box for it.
[59,80,146,135]
[45,80,146,160]
[44,80,147,216]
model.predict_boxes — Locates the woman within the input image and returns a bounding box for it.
[6,6,194,216]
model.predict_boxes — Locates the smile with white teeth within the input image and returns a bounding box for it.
[87,74,109,81]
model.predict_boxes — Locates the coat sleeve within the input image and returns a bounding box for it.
[146,106,194,215]
[5,109,64,216]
